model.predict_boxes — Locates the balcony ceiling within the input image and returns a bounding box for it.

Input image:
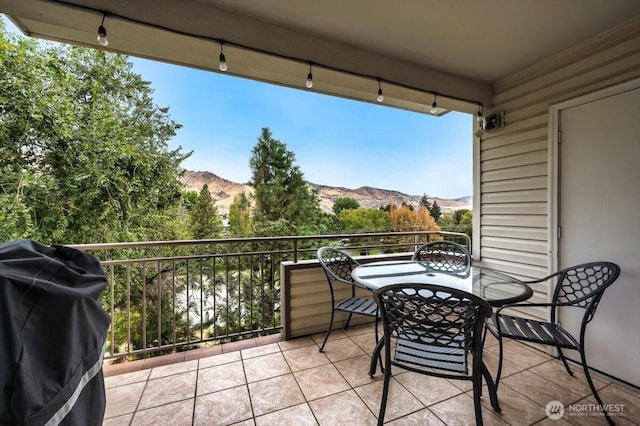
[2,0,639,114]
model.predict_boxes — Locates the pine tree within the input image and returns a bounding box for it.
[248,127,321,231]
[189,184,223,239]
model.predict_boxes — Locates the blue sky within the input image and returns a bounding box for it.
[3,16,472,199]
[130,58,473,199]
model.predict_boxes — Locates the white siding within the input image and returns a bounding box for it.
[477,19,640,308]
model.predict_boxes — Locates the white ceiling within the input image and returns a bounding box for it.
[2,0,639,113]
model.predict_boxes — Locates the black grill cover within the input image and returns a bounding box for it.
[0,239,110,425]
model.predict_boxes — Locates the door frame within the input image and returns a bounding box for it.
[547,77,640,298]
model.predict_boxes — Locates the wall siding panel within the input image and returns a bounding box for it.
[477,21,640,326]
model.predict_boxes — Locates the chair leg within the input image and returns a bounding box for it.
[557,346,574,376]
[319,308,336,352]
[481,362,501,412]
[369,338,384,377]
[344,312,354,329]
[494,331,505,390]
[472,372,484,426]
[377,341,392,426]
[579,350,615,425]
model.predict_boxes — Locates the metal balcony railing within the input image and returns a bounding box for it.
[71,230,469,363]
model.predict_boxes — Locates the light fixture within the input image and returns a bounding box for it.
[306,63,313,88]
[377,79,384,102]
[430,94,438,114]
[476,105,484,125]
[219,44,227,72]
[97,15,108,46]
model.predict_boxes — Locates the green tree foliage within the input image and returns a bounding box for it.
[228,192,252,236]
[337,208,390,232]
[439,209,472,237]
[189,184,223,239]
[332,197,360,215]
[0,23,190,244]
[248,127,322,234]
[419,194,442,223]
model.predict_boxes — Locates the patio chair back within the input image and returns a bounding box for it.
[550,261,620,323]
[374,283,494,425]
[411,241,471,273]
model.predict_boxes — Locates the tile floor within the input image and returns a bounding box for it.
[102,324,640,425]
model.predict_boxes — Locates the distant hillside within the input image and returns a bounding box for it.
[181,170,472,216]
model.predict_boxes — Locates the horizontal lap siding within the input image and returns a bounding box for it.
[282,261,374,339]
[478,20,640,323]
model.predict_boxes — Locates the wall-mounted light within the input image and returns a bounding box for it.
[219,44,227,72]
[306,63,313,88]
[377,79,384,102]
[97,14,108,46]
[476,105,484,125]
[430,94,438,114]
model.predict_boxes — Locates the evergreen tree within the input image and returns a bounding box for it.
[248,127,321,232]
[428,200,442,223]
[228,192,252,236]
[189,185,223,239]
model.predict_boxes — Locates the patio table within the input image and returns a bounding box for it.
[351,260,533,410]
[351,260,533,307]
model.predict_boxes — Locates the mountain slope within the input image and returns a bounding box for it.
[181,170,471,215]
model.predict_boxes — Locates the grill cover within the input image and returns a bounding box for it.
[0,239,110,425]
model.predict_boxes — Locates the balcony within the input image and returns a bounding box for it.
[83,234,638,425]
[102,325,640,425]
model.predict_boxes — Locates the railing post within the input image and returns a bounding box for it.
[293,239,298,263]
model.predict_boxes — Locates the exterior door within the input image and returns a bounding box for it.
[556,82,640,386]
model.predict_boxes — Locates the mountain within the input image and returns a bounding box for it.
[180,170,472,215]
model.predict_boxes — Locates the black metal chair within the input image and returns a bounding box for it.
[373,283,499,426]
[411,240,471,273]
[488,261,620,425]
[316,247,379,352]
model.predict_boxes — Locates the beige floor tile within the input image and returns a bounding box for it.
[311,329,348,346]
[138,371,197,410]
[429,393,509,426]
[479,383,547,425]
[354,377,424,423]
[241,342,281,359]
[248,374,306,416]
[502,370,583,408]
[194,386,253,425]
[278,336,317,351]
[243,351,291,382]
[309,389,377,426]
[294,363,351,400]
[282,344,331,372]
[333,354,381,388]
[482,347,528,380]
[105,369,150,389]
[130,399,194,426]
[485,340,551,370]
[197,360,246,395]
[591,384,640,424]
[321,337,368,362]
[349,332,378,354]
[102,413,133,426]
[342,323,378,338]
[386,408,446,426]
[149,359,198,379]
[104,381,145,419]
[254,403,319,426]
[528,359,607,398]
[395,371,465,406]
[197,350,241,369]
